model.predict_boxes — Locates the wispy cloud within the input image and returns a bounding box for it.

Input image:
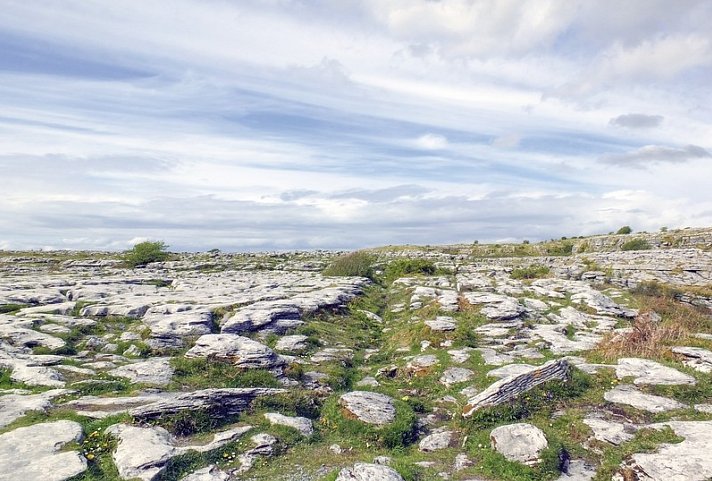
[609,114,664,129]
[601,144,711,168]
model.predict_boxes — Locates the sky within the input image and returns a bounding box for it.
[1,0,711,252]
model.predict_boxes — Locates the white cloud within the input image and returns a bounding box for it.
[414,133,448,150]
[491,133,522,149]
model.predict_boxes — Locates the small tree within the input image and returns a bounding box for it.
[616,226,632,235]
[124,241,170,267]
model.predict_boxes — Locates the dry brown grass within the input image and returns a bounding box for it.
[596,311,688,361]
[594,283,712,361]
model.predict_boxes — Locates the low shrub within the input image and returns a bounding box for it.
[621,238,651,251]
[510,264,550,279]
[123,241,170,268]
[616,226,633,235]
[322,251,376,279]
[384,259,436,283]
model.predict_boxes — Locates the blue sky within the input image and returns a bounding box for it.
[1,0,711,251]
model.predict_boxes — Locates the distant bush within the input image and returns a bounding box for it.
[546,241,574,256]
[621,238,651,251]
[384,258,437,282]
[510,264,550,279]
[322,251,376,278]
[123,241,170,267]
[616,225,633,235]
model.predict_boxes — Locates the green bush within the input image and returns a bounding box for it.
[123,241,170,267]
[545,241,574,256]
[616,225,632,235]
[322,251,376,279]
[510,264,550,279]
[384,259,436,282]
[621,238,651,251]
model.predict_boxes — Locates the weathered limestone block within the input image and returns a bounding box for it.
[130,388,286,421]
[463,359,571,416]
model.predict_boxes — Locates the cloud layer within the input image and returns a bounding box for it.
[0,1,711,250]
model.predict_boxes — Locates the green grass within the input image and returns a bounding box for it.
[511,264,551,280]
[170,357,281,390]
[0,303,28,313]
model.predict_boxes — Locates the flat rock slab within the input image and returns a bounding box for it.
[107,424,179,481]
[672,346,712,373]
[621,421,712,481]
[336,463,404,481]
[274,334,309,353]
[311,347,354,363]
[180,465,230,481]
[439,367,474,386]
[2,361,65,387]
[487,364,537,379]
[556,460,596,481]
[107,424,252,481]
[185,334,284,369]
[109,358,174,386]
[0,388,70,428]
[339,391,396,425]
[616,358,696,385]
[604,384,686,413]
[131,387,286,421]
[583,417,637,445]
[490,423,548,466]
[419,430,454,451]
[425,316,456,331]
[264,412,313,436]
[0,420,87,481]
